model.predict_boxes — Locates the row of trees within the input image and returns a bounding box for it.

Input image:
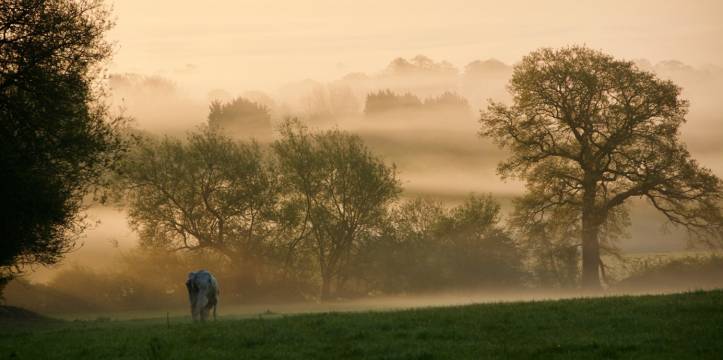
[208,97,273,140]
[120,121,400,299]
[196,48,723,293]
[362,196,523,292]
[118,121,525,300]
[203,89,473,143]
[364,90,470,115]
[1,0,720,301]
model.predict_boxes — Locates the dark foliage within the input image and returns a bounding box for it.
[0,0,123,291]
[364,89,469,115]
[356,196,524,293]
[208,97,272,141]
[273,120,401,300]
[364,89,422,114]
[616,254,723,291]
[120,128,284,291]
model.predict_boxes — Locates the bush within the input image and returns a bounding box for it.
[615,254,723,291]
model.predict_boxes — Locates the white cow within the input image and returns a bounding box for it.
[185,270,219,322]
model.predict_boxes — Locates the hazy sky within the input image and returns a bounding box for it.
[109,0,723,94]
[25,0,723,282]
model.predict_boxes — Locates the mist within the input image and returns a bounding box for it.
[7,0,723,318]
[107,1,723,92]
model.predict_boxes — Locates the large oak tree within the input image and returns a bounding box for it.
[480,46,723,289]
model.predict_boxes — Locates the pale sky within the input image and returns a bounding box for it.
[108,0,723,94]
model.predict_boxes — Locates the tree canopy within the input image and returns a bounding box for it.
[0,0,122,292]
[364,89,469,116]
[273,120,401,299]
[208,97,272,141]
[121,128,281,287]
[362,196,523,292]
[123,121,402,300]
[480,46,723,288]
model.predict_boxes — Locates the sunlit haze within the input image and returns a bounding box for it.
[4,2,723,356]
[109,0,723,93]
[18,0,722,283]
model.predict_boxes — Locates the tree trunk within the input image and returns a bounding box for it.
[320,273,332,302]
[580,174,602,290]
[581,204,602,290]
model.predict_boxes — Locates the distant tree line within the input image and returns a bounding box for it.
[364,90,470,115]
[107,46,722,300]
[203,89,473,138]
[208,97,273,140]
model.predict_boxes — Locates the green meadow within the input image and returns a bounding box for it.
[2,290,722,359]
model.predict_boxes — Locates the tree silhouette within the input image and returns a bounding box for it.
[0,0,122,294]
[273,120,401,300]
[480,46,723,289]
[121,129,281,288]
[423,91,471,114]
[208,97,272,141]
[364,89,422,115]
[509,194,629,287]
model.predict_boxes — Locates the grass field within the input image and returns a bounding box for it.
[2,290,722,359]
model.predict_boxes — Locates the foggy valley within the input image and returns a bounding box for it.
[23,55,723,285]
[2,2,723,358]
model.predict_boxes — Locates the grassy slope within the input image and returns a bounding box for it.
[2,290,722,359]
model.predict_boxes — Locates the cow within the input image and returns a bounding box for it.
[185,270,219,322]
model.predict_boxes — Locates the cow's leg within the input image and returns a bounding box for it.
[192,303,201,322]
[187,278,196,321]
[189,293,199,321]
[194,294,208,321]
[202,301,215,322]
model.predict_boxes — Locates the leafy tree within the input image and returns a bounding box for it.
[422,91,472,120]
[121,128,280,288]
[480,46,723,289]
[509,200,581,288]
[273,120,401,300]
[358,195,524,293]
[509,195,629,287]
[436,195,523,288]
[364,89,471,117]
[359,197,445,292]
[364,89,422,115]
[0,0,122,295]
[208,97,272,141]
[422,91,469,110]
